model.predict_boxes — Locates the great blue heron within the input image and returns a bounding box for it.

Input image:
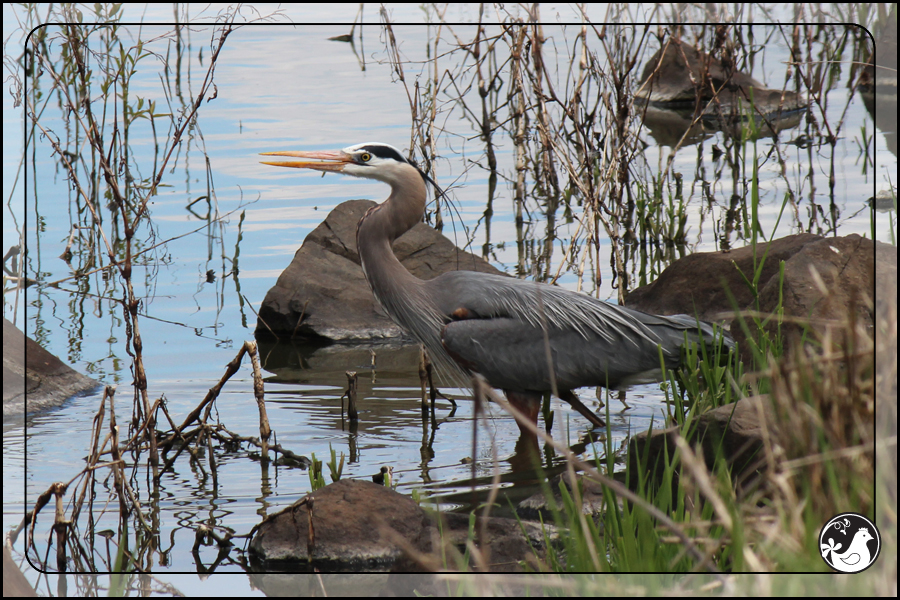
[262,142,732,432]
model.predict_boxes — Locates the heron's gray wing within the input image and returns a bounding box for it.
[428,271,734,390]
[428,271,726,350]
[441,317,672,391]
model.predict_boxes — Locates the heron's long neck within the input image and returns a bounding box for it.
[356,171,428,310]
[356,169,463,385]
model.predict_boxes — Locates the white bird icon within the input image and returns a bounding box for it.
[822,527,874,570]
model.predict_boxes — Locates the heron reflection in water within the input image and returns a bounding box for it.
[261,142,733,436]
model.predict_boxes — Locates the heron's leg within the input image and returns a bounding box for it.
[504,390,542,435]
[508,428,541,472]
[559,390,606,429]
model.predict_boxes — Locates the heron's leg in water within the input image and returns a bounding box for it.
[504,389,542,434]
[559,390,606,429]
[503,390,542,472]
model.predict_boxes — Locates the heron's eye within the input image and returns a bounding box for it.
[360,152,372,163]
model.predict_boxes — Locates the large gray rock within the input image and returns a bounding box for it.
[3,318,98,419]
[255,200,503,341]
[624,233,889,498]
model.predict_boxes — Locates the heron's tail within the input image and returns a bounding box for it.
[668,314,735,350]
[634,311,736,364]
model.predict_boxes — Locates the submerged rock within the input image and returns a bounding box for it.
[635,38,807,145]
[516,473,608,522]
[3,318,99,420]
[635,38,806,112]
[255,200,502,341]
[858,6,897,158]
[627,396,777,497]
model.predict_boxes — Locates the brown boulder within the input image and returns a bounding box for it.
[750,234,891,352]
[625,234,894,361]
[249,479,431,570]
[249,479,556,572]
[624,233,822,323]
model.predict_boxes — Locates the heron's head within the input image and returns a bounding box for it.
[261,142,427,188]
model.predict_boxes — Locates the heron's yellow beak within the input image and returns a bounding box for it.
[260,150,353,172]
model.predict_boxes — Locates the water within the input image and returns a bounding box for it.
[3,4,895,591]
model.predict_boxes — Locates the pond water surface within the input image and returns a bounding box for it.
[3,3,895,593]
